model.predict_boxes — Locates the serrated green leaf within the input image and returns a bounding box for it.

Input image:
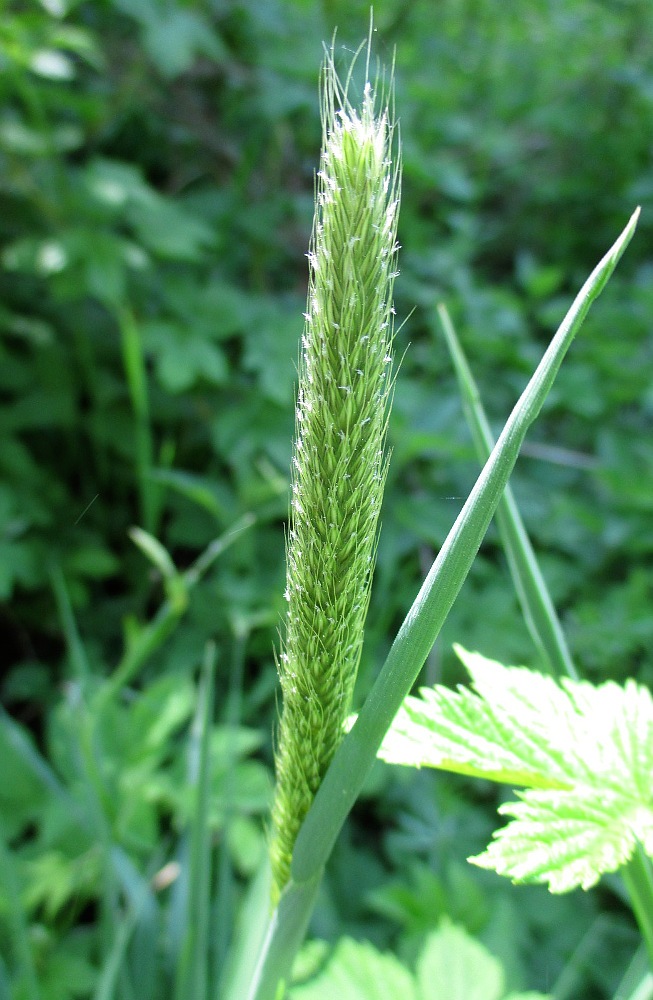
[288,937,418,1000]
[472,783,653,892]
[380,648,653,892]
[416,922,504,1000]
[287,923,547,1000]
[379,651,578,789]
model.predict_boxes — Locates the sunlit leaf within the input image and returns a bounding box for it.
[380,648,653,892]
[287,923,550,1000]
[288,936,418,1000]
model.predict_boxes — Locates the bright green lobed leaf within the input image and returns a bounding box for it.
[472,783,653,892]
[287,922,550,1000]
[416,921,504,1000]
[380,647,653,892]
[288,937,417,1000]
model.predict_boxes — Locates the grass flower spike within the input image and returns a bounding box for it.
[270,46,401,899]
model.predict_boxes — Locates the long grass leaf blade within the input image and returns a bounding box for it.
[93,848,158,1000]
[101,514,253,701]
[219,858,274,1000]
[174,643,216,1000]
[622,845,653,975]
[245,871,323,1000]
[110,848,160,1000]
[436,302,578,680]
[214,625,249,979]
[93,913,137,1000]
[613,944,653,1000]
[50,563,91,685]
[118,307,158,534]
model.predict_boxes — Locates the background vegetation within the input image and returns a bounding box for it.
[1,0,652,996]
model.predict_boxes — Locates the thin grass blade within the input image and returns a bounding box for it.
[436,302,578,680]
[245,871,323,1000]
[93,912,137,1000]
[94,848,159,1000]
[214,624,249,980]
[613,944,653,1000]
[50,563,92,685]
[219,857,274,1000]
[118,307,158,534]
[622,845,653,974]
[100,514,253,702]
[173,643,216,1000]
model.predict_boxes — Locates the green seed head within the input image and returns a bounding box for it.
[270,46,401,900]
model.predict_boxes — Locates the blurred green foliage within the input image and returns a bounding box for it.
[1,0,652,996]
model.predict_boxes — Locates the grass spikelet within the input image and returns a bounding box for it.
[269,41,401,899]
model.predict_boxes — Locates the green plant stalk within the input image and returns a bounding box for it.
[50,565,128,966]
[269,47,400,899]
[613,945,653,1000]
[93,848,156,1000]
[119,308,159,534]
[436,304,653,978]
[241,208,639,1000]
[50,563,92,685]
[247,871,323,1000]
[51,566,112,816]
[220,857,275,1000]
[174,643,216,1000]
[623,846,653,973]
[436,303,578,681]
[51,564,115,840]
[93,912,138,1000]
[98,513,253,704]
[215,622,249,977]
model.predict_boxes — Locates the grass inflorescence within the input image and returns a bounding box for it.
[269,45,401,899]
